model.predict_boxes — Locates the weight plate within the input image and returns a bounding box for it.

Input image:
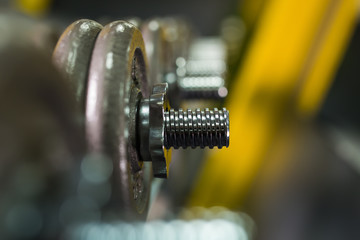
[86,21,151,219]
[53,19,103,111]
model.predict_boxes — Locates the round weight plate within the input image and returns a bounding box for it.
[53,19,103,111]
[86,21,151,219]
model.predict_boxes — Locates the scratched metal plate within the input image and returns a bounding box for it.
[53,19,103,111]
[86,21,151,219]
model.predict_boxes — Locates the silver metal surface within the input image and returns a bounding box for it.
[86,21,151,219]
[138,83,171,178]
[139,83,229,178]
[164,108,229,149]
[149,84,172,178]
[52,19,103,111]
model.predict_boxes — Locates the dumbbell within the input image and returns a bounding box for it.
[0,13,229,238]
[53,19,230,219]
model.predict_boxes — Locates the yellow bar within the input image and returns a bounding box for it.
[188,0,357,208]
[296,0,357,117]
[14,0,52,17]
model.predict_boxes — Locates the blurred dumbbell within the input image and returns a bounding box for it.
[141,17,228,108]
[0,12,85,239]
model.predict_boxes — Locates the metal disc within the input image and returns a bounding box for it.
[53,19,103,111]
[86,21,151,219]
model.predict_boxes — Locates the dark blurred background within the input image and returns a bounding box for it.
[50,0,238,35]
[0,0,360,239]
